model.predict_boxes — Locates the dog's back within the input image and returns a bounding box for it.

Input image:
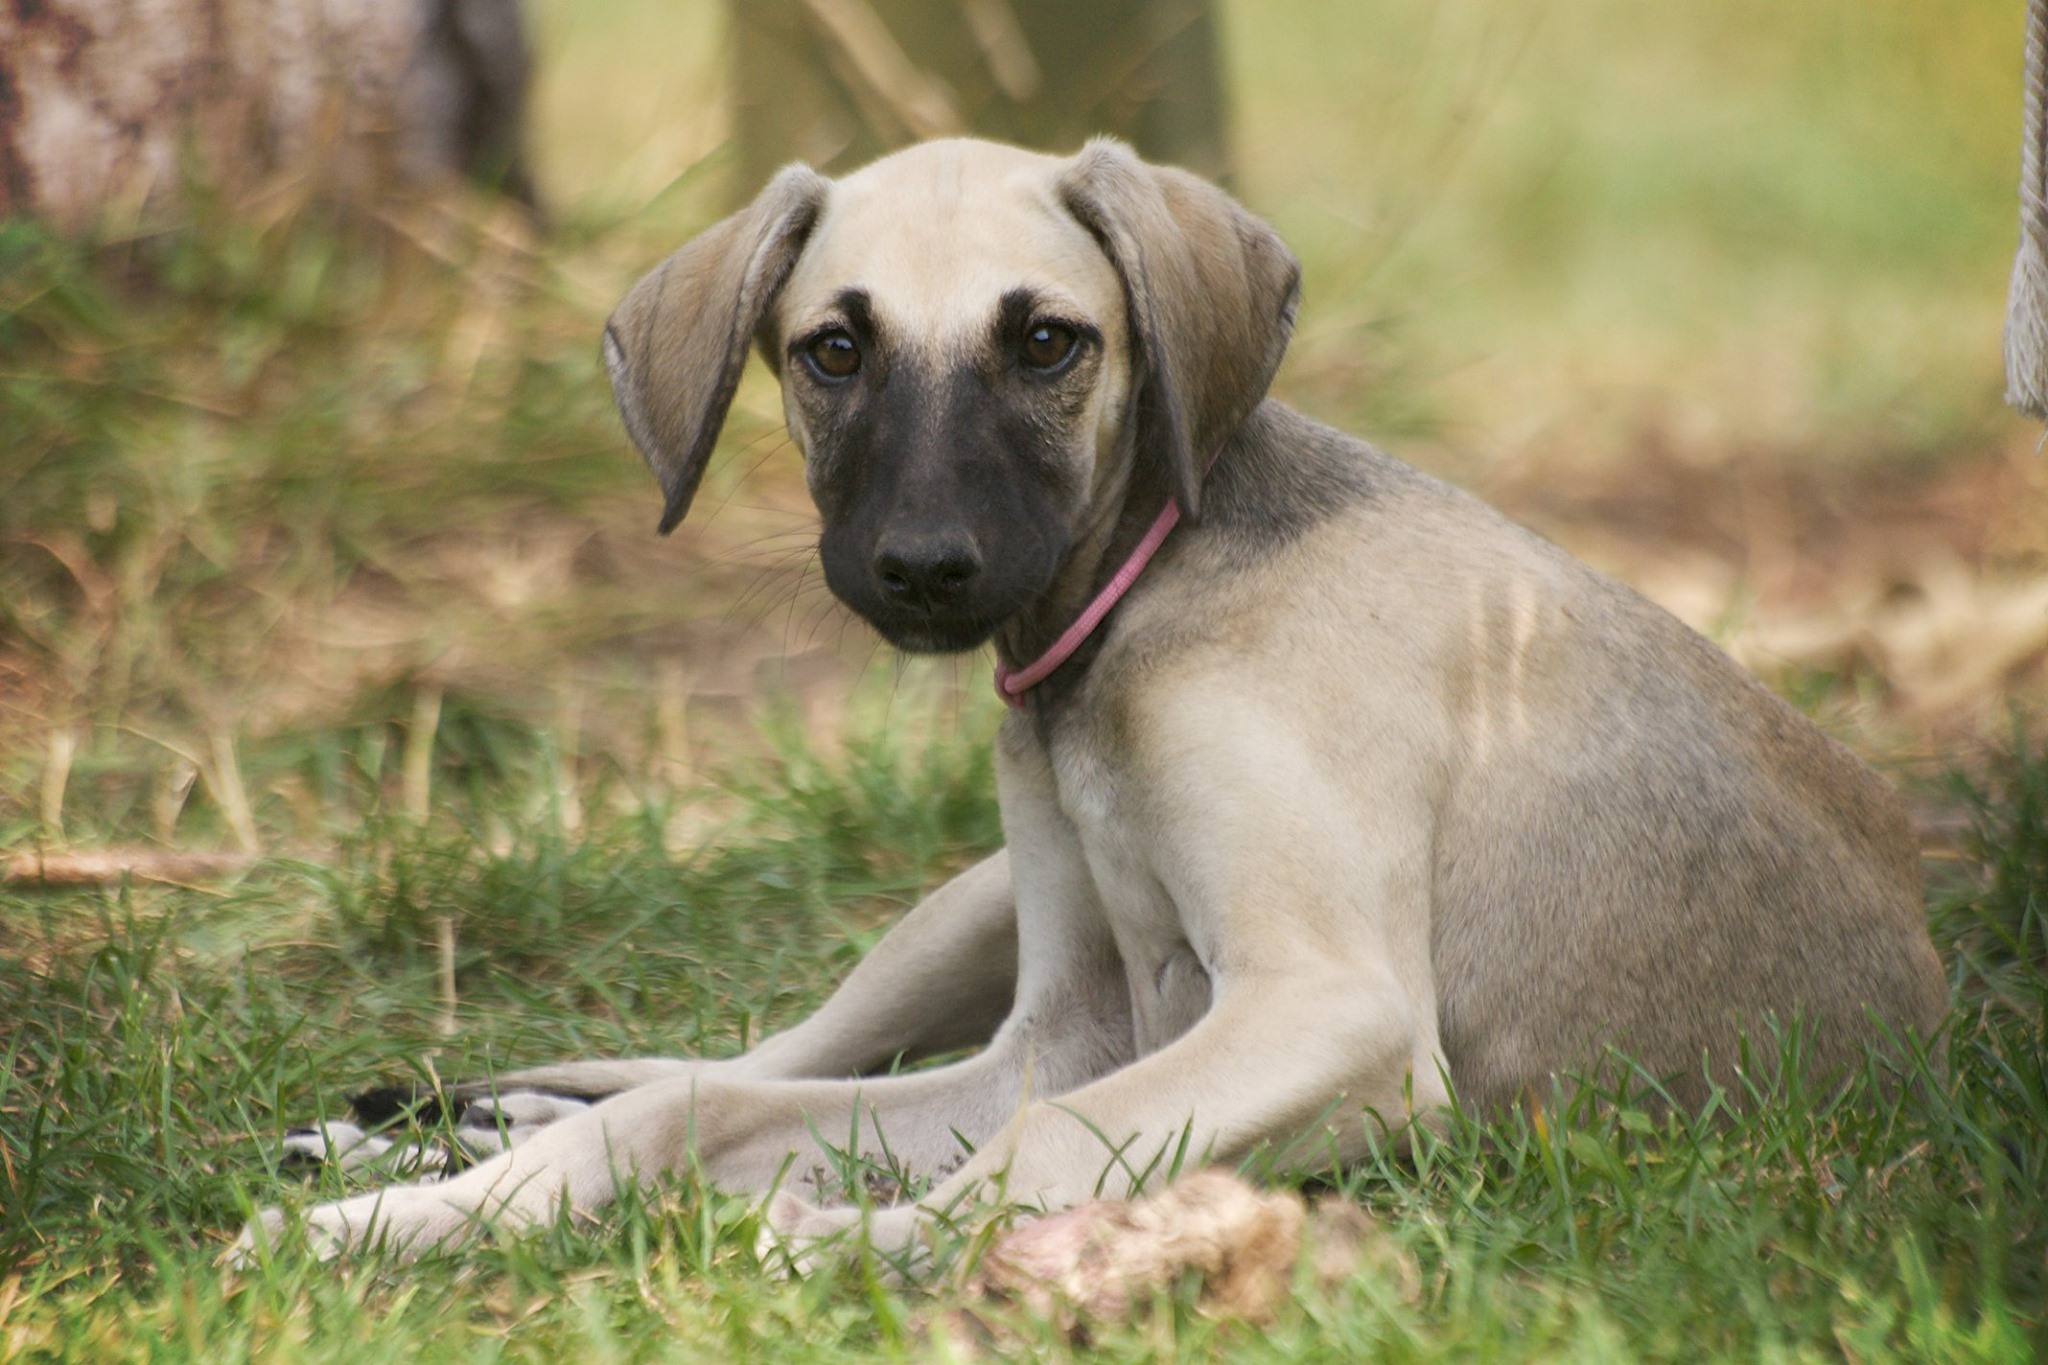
[1122,400,1947,1112]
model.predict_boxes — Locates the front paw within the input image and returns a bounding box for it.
[759,1191,927,1277]
[227,1203,346,1267]
[230,1187,503,1264]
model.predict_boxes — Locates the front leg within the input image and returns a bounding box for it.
[236,741,1141,1261]
[277,850,1023,1177]
[236,956,1127,1260]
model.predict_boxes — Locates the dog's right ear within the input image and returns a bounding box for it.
[603,166,828,533]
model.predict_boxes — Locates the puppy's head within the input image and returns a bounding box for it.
[603,138,1300,653]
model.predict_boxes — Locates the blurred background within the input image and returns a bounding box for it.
[0,0,2036,860]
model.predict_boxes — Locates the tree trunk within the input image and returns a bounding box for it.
[0,0,533,230]
[730,0,1229,193]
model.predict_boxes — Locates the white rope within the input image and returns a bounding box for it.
[2005,0,2048,417]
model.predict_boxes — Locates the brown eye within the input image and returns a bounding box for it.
[1021,322,1078,372]
[805,330,861,381]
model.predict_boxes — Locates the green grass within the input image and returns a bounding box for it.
[1,716,2044,1361]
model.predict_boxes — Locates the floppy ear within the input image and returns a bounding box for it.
[1058,139,1301,520]
[602,165,829,533]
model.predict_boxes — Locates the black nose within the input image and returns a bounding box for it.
[873,534,982,607]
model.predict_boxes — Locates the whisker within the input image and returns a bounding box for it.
[724,560,813,628]
[699,431,798,526]
[780,559,815,659]
[790,584,837,653]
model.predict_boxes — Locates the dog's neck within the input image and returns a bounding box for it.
[992,424,1181,709]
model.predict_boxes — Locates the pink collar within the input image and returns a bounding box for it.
[993,497,1183,708]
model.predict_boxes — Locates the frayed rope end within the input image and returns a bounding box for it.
[2005,235,2048,420]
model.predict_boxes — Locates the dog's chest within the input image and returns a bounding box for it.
[1050,732,1213,1054]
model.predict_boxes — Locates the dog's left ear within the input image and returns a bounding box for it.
[1059,140,1301,520]
[603,165,829,533]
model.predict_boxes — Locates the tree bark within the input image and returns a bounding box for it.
[730,0,1230,194]
[0,0,533,230]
